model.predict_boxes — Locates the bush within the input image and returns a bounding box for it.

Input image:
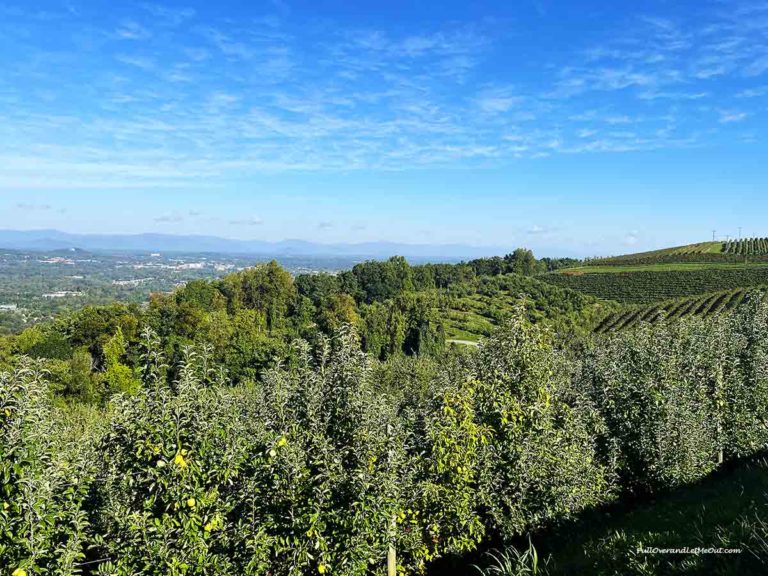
[6,298,768,574]
[0,360,92,575]
[89,330,412,575]
[89,345,256,575]
[474,310,614,538]
[581,299,768,493]
[721,298,768,457]
[582,320,720,491]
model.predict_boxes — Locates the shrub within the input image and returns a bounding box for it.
[407,376,486,568]
[721,297,768,457]
[6,298,768,574]
[89,330,411,575]
[581,298,768,494]
[0,360,91,575]
[90,344,268,575]
[582,321,720,491]
[474,309,614,538]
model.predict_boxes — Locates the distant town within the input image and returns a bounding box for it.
[0,249,361,334]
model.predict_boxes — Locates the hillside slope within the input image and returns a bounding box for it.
[441,272,618,341]
[588,239,768,266]
[543,267,768,303]
[543,237,768,306]
[594,286,764,333]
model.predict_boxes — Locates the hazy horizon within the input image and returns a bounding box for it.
[0,226,733,260]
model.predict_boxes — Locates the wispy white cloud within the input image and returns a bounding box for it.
[745,54,768,77]
[229,216,264,226]
[719,109,749,123]
[199,27,255,60]
[15,202,52,211]
[0,0,764,191]
[527,225,560,236]
[736,85,768,97]
[115,54,156,70]
[115,20,151,40]
[474,86,523,114]
[154,213,184,223]
[141,3,196,26]
[638,90,708,100]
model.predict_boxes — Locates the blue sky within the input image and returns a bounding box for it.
[1,0,767,256]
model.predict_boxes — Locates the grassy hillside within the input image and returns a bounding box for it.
[550,454,768,575]
[605,241,723,259]
[561,262,768,273]
[587,240,768,267]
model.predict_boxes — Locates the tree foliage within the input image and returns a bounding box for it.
[5,253,768,574]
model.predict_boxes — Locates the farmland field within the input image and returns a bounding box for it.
[558,261,768,273]
[543,266,768,303]
[594,287,761,333]
[586,240,768,267]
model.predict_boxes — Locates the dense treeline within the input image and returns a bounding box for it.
[0,259,447,401]
[0,247,581,338]
[5,298,768,574]
[336,249,563,302]
[0,252,599,404]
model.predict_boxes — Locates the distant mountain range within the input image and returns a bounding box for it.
[0,229,509,260]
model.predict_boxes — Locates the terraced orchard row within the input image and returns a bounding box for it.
[543,268,768,303]
[724,237,768,256]
[595,287,764,333]
[586,253,768,266]
[441,273,617,341]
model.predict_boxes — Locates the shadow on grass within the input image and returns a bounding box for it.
[429,453,768,575]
